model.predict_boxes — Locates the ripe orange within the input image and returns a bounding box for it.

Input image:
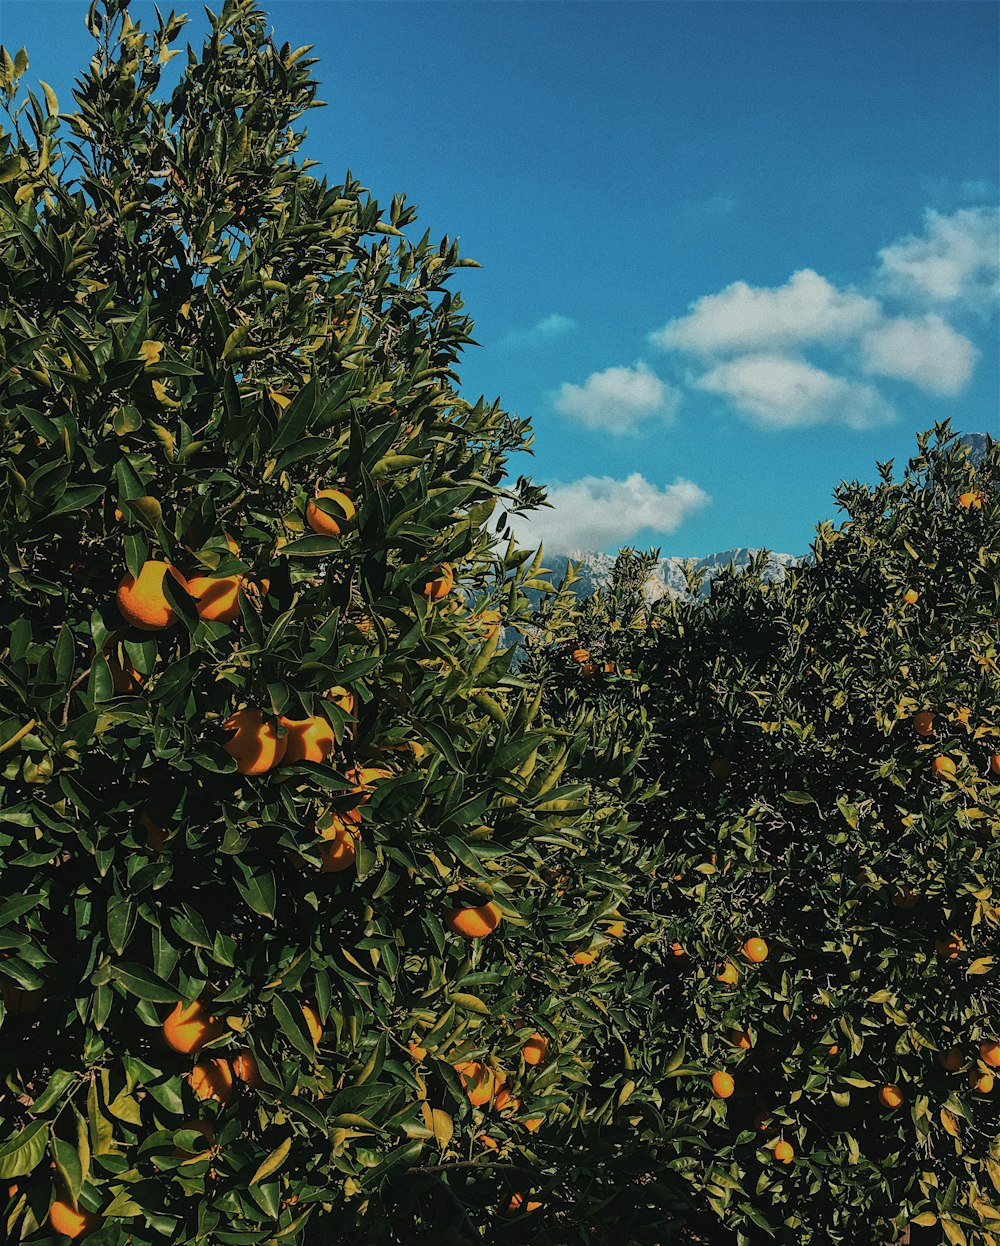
[479,1134,499,1151]
[223,708,288,775]
[117,561,188,630]
[979,1041,1000,1068]
[317,825,360,874]
[970,1069,994,1093]
[935,933,963,959]
[878,1083,904,1109]
[172,1119,215,1158]
[902,588,919,605]
[932,755,956,780]
[572,947,600,966]
[162,1000,223,1054]
[302,1004,322,1046]
[455,1060,498,1106]
[990,754,1000,777]
[773,1140,794,1164]
[503,1191,541,1215]
[753,1112,776,1134]
[522,1033,549,1065]
[938,1046,964,1072]
[716,961,739,984]
[408,1038,428,1062]
[280,715,336,765]
[346,764,392,801]
[231,1049,261,1089]
[711,1071,735,1099]
[710,758,732,780]
[892,886,919,909]
[187,575,242,624]
[523,1115,543,1132]
[422,564,454,600]
[137,810,166,853]
[188,1058,233,1103]
[306,488,355,536]
[48,1199,100,1240]
[579,661,597,678]
[958,490,984,509]
[827,1044,839,1056]
[107,648,143,694]
[728,1028,752,1050]
[445,901,502,938]
[604,920,626,938]
[324,685,357,717]
[743,937,769,963]
[913,711,934,736]
[670,942,687,959]
[493,1087,520,1114]
[571,647,590,664]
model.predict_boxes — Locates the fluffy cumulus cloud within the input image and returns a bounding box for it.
[498,312,577,348]
[651,269,881,358]
[510,472,710,554]
[696,354,895,431]
[859,313,979,396]
[876,206,1000,310]
[646,206,992,429]
[553,361,680,433]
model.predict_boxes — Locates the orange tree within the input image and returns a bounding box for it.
[0,2,672,1242]
[533,425,1000,1245]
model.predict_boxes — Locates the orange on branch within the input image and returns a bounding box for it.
[231,1049,261,1090]
[455,1060,497,1106]
[280,714,336,765]
[521,1033,549,1065]
[503,1191,541,1215]
[421,564,454,600]
[116,560,188,631]
[48,1200,100,1240]
[572,947,600,966]
[223,708,287,775]
[878,1083,904,1109]
[171,1120,215,1158]
[445,901,502,938]
[913,711,934,736]
[932,755,956,780]
[970,1069,994,1093]
[711,1071,735,1099]
[188,1058,233,1103]
[979,1041,1000,1068]
[742,937,769,963]
[935,933,963,959]
[773,1140,794,1164]
[306,488,355,536]
[938,1046,964,1072]
[728,1028,752,1050]
[716,961,739,984]
[902,588,919,605]
[162,1000,223,1054]
[187,575,242,624]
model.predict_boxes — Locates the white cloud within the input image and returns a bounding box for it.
[876,206,1000,310]
[650,269,881,358]
[552,361,680,433]
[510,472,710,554]
[498,313,576,348]
[859,313,979,396]
[695,353,895,430]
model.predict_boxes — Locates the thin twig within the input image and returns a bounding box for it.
[61,665,93,727]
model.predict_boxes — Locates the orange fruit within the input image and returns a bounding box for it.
[422,564,454,600]
[980,1041,1000,1068]
[932,755,956,779]
[231,1049,261,1090]
[107,648,143,694]
[970,1069,994,1093]
[743,937,769,963]
[324,685,357,717]
[753,1112,776,1134]
[162,1000,223,1054]
[139,811,166,853]
[878,1083,904,1109]
[716,962,739,984]
[522,1034,549,1065]
[572,947,600,966]
[493,1087,520,1114]
[116,560,188,630]
[503,1191,541,1215]
[711,1071,735,1099]
[913,711,934,736]
[728,1028,752,1050]
[603,661,615,674]
[990,754,1000,777]
[935,933,963,959]
[670,942,687,959]
[710,758,732,780]
[523,1115,543,1132]
[938,1046,964,1072]
[773,1140,794,1164]
[445,901,502,938]
[306,488,355,536]
[604,920,626,938]
[188,1058,233,1103]
[827,1044,839,1056]
[346,764,392,801]
[579,661,597,678]
[571,647,590,664]
[302,1004,322,1046]
[187,575,242,624]
[407,1039,428,1062]
[280,715,336,764]
[958,490,984,509]
[479,1134,499,1151]
[892,886,919,909]
[172,1119,215,1158]
[318,822,358,872]
[455,1060,497,1106]
[223,708,288,775]
[48,1199,100,1240]
[902,588,919,605]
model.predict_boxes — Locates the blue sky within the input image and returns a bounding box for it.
[3,1,998,558]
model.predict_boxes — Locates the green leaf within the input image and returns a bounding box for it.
[31,1069,77,1115]
[38,79,58,117]
[0,1121,48,1179]
[274,534,343,557]
[782,791,815,805]
[249,1135,292,1185]
[109,962,178,1003]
